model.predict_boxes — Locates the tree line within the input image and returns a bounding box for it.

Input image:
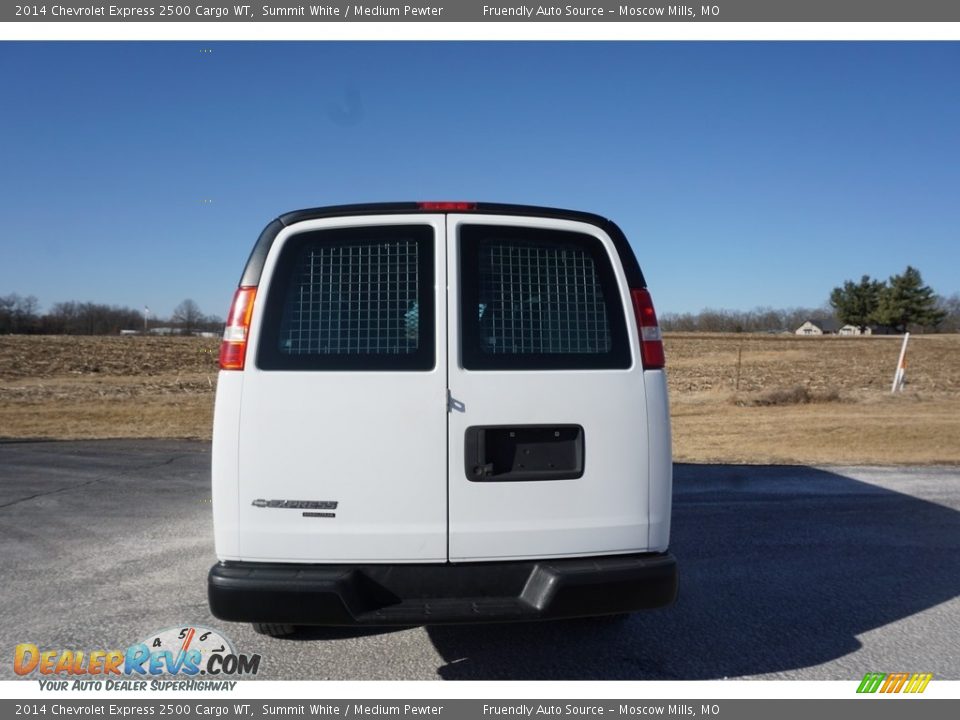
[829,266,948,333]
[0,294,223,335]
[660,306,838,334]
[3,265,957,336]
[662,266,958,334]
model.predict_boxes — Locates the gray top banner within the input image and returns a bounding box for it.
[2,701,959,720]
[6,0,960,22]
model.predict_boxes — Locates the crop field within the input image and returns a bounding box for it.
[667,333,960,464]
[0,336,220,441]
[1,333,958,464]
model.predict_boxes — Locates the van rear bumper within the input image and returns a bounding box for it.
[208,552,677,626]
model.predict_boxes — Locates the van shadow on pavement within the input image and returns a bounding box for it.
[426,464,960,680]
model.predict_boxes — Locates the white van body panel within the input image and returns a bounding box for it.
[229,215,448,563]
[211,207,672,567]
[211,371,243,560]
[447,371,653,561]
[446,214,654,561]
[644,369,673,551]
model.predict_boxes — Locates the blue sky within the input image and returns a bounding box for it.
[1,41,958,320]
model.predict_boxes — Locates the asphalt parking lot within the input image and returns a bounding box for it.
[1,439,959,680]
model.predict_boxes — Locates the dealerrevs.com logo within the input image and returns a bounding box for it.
[14,626,260,690]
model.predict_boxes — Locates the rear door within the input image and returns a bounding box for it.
[447,214,652,561]
[236,215,447,563]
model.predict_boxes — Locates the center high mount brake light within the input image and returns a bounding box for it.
[417,201,477,211]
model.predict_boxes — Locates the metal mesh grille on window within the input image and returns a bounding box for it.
[478,243,611,354]
[279,240,420,355]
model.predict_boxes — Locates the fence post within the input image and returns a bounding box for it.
[891,332,910,393]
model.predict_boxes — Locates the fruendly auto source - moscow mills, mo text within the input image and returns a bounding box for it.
[482,5,707,17]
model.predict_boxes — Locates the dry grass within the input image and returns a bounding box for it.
[733,385,843,407]
[0,336,219,441]
[666,333,960,464]
[1,333,959,465]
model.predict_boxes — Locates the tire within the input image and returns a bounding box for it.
[251,623,297,638]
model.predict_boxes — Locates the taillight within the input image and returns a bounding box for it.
[417,201,476,211]
[630,288,665,370]
[219,286,257,371]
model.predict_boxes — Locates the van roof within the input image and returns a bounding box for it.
[239,202,646,289]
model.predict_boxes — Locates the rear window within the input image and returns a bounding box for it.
[459,225,631,370]
[257,225,435,371]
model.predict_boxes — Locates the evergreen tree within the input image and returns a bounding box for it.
[829,275,884,332]
[874,266,946,332]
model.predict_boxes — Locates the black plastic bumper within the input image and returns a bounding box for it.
[208,552,677,626]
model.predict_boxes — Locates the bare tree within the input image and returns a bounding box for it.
[201,314,224,333]
[660,304,837,334]
[43,301,142,334]
[0,293,40,333]
[935,293,960,333]
[172,299,204,335]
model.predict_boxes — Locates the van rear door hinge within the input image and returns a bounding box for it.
[447,389,465,413]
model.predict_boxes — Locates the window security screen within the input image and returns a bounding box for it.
[257,225,435,371]
[460,225,631,370]
[280,241,420,355]
[478,244,611,355]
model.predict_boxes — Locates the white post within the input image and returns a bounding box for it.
[891,332,910,393]
[144,306,150,334]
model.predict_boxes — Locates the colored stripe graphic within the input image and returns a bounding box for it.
[857,673,885,693]
[857,672,932,694]
[881,672,908,693]
[905,674,933,693]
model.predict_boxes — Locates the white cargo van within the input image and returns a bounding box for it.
[208,202,676,635]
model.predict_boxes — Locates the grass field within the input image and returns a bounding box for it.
[667,333,960,464]
[1,333,958,464]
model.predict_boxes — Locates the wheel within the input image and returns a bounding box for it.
[251,623,297,638]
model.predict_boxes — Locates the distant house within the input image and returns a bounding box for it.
[838,324,866,336]
[795,318,841,335]
[799,321,898,336]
